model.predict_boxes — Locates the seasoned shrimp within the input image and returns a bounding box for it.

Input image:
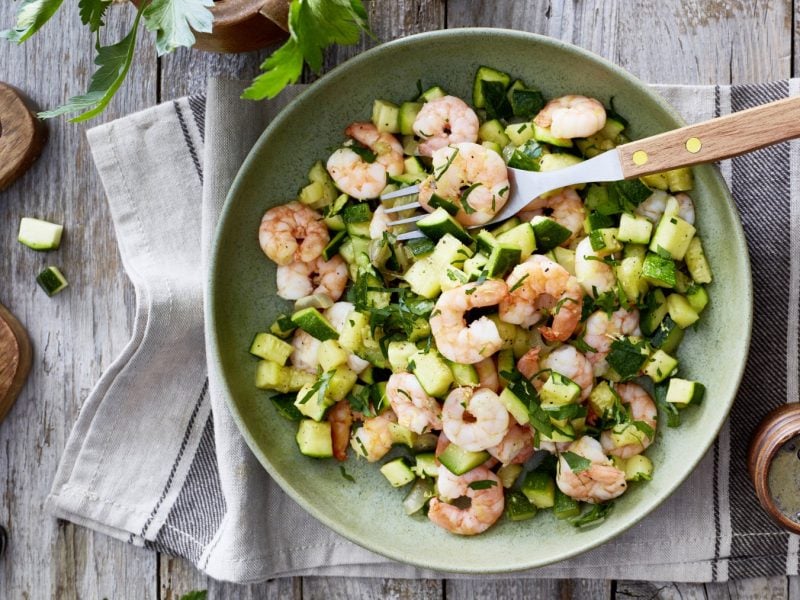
[428,466,504,536]
[259,201,329,266]
[351,412,396,462]
[541,345,594,400]
[290,329,320,374]
[488,424,535,465]
[276,255,348,301]
[386,372,442,434]
[523,188,586,243]
[635,190,696,225]
[575,236,616,296]
[328,400,352,462]
[442,387,510,452]
[533,95,607,139]
[419,143,510,227]
[430,279,508,364]
[601,383,658,458]
[324,302,370,373]
[413,95,479,157]
[583,309,641,376]
[475,357,500,393]
[556,436,627,503]
[499,255,582,341]
[369,205,392,240]
[517,347,541,381]
[326,122,404,200]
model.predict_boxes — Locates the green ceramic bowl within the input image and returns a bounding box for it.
[208,29,752,573]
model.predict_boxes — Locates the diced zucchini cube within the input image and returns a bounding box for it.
[399,102,423,135]
[521,471,556,508]
[539,372,581,409]
[496,222,537,260]
[497,463,524,488]
[438,443,490,475]
[615,255,647,304]
[504,122,536,146]
[666,167,694,192]
[388,422,417,448]
[617,213,653,244]
[550,246,576,275]
[538,153,583,172]
[18,217,64,251]
[296,420,333,458]
[387,341,418,373]
[479,119,511,147]
[530,215,571,252]
[649,214,696,261]
[295,384,336,421]
[639,172,669,190]
[685,237,713,284]
[506,490,538,521]
[624,454,654,481]
[414,453,439,478]
[686,285,709,313]
[589,227,622,256]
[339,310,368,352]
[404,257,442,299]
[532,123,573,148]
[371,99,400,133]
[291,307,339,341]
[588,381,618,420]
[666,378,705,407]
[642,253,677,288]
[643,349,678,383]
[666,293,699,329]
[317,340,349,371]
[255,360,289,392]
[408,349,453,398]
[553,488,581,519]
[447,360,480,387]
[497,387,530,425]
[487,315,517,349]
[431,233,474,269]
[249,332,294,364]
[439,264,470,291]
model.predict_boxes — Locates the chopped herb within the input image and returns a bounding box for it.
[464,287,477,295]
[497,186,509,197]
[348,140,376,163]
[606,337,649,379]
[561,451,591,474]
[348,385,374,418]
[509,273,529,293]
[340,465,356,482]
[435,148,459,181]
[670,217,677,224]
[299,369,335,404]
[553,296,579,315]
[468,479,498,490]
[616,280,629,307]
[653,382,681,427]
[397,388,412,400]
[270,393,304,421]
[500,368,553,436]
[573,335,598,354]
[407,360,416,371]
[632,420,655,439]
[459,183,480,214]
[355,433,368,457]
[570,502,613,528]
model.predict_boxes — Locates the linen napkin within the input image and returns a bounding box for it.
[47,78,800,583]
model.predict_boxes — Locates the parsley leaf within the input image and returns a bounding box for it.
[243,0,370,100]
[270,393,304,421]
[347,385,374,418]
[570,502,613,528]
[340,465,356,483]
[654,382,681,427]
[299,369,335,404]
[606,337,649,379]
[348,140,377,163]
[561,451,591,474]
[38,6,144,122]
[467,480,497,490]
[0,0,65,43]
[79,0,111,33]
[459,184,480,214]
[501,368,553,437]
[143,0,214,56]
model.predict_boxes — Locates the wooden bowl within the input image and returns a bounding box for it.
[132,0,288,54]
[748,404,800,534]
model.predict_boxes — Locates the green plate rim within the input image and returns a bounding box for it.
[207,27,753,573]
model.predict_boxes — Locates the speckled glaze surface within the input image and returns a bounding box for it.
[207,29,752,573]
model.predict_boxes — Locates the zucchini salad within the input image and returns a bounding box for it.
[251,66,713,536]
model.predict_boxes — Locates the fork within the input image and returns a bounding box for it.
[382,95,800,241]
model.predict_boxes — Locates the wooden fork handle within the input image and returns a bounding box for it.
[617,95,800,178]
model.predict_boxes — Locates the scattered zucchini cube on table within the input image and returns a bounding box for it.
[36,266,69,296]
[18,217,64,251]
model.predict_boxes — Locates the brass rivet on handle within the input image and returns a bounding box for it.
[632,150,648,166]
[686,137,702,153]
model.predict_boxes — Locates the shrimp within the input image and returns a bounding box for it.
[517,347,541,381]
[419,143,510,227]
[499,255,582,342]
[369,205,392,239]
[475,358,500,393]
[413,95,479,157]
[290,329,320,374]
[259,201,329,266]
[442,387,510,452]
[324,302,370,374]
[523,188,586,244]
[351,412,396,462]
[326,122,404,200]
[556,436,627,503]
[328,400,352,462]
[540,345,594,400]
[635,190,696,225]
[428,466,504,536]
[575,236,616,297]
[488,424,535,465]
[583,309,641,376]
[601,383,658,458]
[533,95,607,139]
[276,255,348,301]
[430,279,508,364]
[386,372,442,434]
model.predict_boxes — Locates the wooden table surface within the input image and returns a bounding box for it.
[0,0,797,598]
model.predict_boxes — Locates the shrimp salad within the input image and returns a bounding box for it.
[251,66,713,536]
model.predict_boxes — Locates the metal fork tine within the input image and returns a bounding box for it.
[397,229,426,241]
[380,184,420,201]
[387,214,424,227]
[384,201,421,214]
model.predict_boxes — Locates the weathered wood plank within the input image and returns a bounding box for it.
[788,575,800,599]
[707,576,788,599]
[160,555,299,600]
[615,581,709,599]
[446,0,792,84]
[0,0,158,598]
[447,578,611,599]
[303,577,442,600]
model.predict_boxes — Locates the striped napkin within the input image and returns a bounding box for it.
[46,78,800,583]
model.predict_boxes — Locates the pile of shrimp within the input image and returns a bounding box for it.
[253,76,706,537]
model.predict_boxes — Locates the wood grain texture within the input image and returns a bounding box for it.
[616,578,790,599]
[303,577,443,599]
[618,95,800,177]
[0,304,32,424]
[0,1,157,598]
[0,83,47,191]
[447,578,611,599]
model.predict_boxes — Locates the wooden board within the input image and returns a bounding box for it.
[0,304,31,422]
[0,83,46,191]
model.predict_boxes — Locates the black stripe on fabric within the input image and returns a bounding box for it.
[727,80,792,580]
[711,84,721,582]
[140,378,209,540]
[173,99,204,185]
[188,94,207,145]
